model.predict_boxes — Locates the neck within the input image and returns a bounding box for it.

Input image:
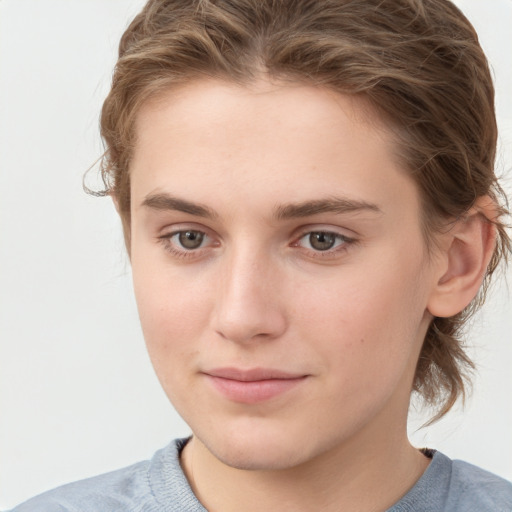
[180,415,430,512]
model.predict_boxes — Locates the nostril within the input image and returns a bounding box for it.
[213,303,287,344]
[212,256,288,343]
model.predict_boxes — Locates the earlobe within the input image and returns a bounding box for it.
[427,197,497,318]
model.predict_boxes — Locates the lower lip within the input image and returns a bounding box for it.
[206,375,307,404]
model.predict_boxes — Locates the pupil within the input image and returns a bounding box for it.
[179,231,204,249]
[310,232,335,251]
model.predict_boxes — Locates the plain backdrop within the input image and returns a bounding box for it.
[0,0,511,508]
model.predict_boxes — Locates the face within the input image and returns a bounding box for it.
[129,79,438,470]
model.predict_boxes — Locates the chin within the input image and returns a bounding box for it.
[194,419,329,471]
[206,438,307,471]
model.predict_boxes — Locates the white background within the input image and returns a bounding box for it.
[0,0,511,508]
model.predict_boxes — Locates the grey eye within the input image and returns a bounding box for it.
[308,232,337,251]
[178,230,205,249]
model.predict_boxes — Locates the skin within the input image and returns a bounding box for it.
[127,79,485,511]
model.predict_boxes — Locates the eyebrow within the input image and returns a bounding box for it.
[274,197,382,220]
[142,193,218,219]
[142,193,381,220]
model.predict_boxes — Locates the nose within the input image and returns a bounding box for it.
[212,249,288,344]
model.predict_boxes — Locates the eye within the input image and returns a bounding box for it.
[296,230,353,252]
[174,230,205,250]
[306,232,338,251]
[158,228,216,258]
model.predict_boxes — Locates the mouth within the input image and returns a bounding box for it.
[202,367,308,404]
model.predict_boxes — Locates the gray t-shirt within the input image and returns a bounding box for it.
[9,438,512,511]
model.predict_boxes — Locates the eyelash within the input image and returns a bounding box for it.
[292,230,356,259]
[157,229,215,260]
[157,228,357,261]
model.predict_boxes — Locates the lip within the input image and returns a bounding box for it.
[202,367,308,404]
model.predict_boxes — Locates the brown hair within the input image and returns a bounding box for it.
[98,0,511,421]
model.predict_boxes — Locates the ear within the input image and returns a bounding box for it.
[427,197,497,318]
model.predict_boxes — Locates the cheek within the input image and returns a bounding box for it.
[296,255,429,387]
[132,264,212,375]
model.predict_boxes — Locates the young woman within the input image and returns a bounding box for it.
[9,0,512,510]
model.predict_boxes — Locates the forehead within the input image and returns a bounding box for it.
[130,78,419,221]
[134,79,387,152]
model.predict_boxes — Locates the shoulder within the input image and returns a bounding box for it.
[8,459,153,512]
[390,451,512,512]
[7,439,200,512]
[447,457,512,511]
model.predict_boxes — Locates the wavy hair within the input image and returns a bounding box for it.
[97,0,511,421]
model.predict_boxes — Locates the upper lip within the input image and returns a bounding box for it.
[203,367,306,381]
